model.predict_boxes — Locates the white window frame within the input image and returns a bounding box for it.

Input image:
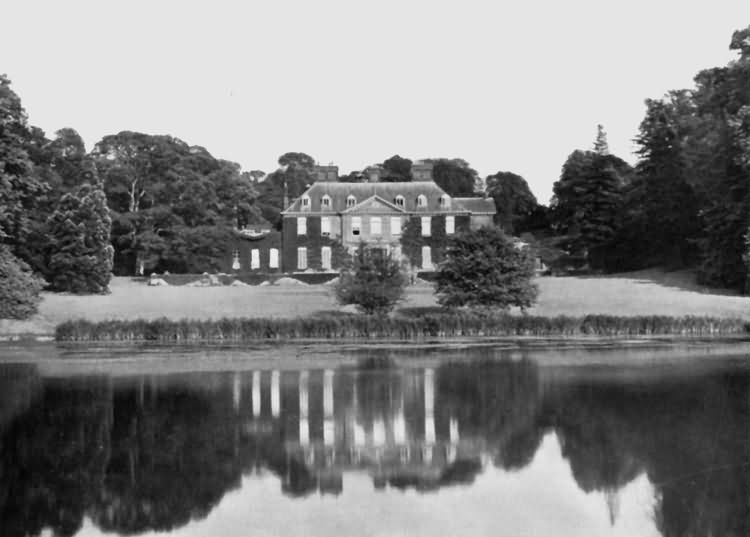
[370,216,381,235]
[297,216,307,235]
[301,196,311,211]
[446,215,455,235]
[232,249,240,270]
[390,217,401,235]
[421,216,431,237]
[351,216,361,236]
[439,195,451,208]
[321,216,331,236]
[251,249,260,269]
[346,195,357,208]
[421,245,432,270]
[269,248,279,269]
[321,195,332,210]
[417,194,427,208]
[395,195,405,208]
[297,247,307,270]
[321,246,332,270]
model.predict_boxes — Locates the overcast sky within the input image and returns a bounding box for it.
[3,1,749,203]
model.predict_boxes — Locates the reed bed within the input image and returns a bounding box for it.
[54,312,750,342]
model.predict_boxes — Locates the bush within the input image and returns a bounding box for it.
[334,244,407,315]
[436,226,538,310]
[0,246,45,319]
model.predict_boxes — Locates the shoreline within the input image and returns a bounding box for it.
[3,337,750,376]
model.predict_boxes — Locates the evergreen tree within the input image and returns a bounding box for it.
[436,226,538,310]
[594,124,610,155]
[691,29,750,289]
[630,99,700,268]
[335,244,406,315]
[46,185,113,293]
[550,149,622,268]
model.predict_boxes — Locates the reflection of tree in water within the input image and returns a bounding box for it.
[437,357,544,472]
[88,382,245,534]
[544,372,750,536]
[0,378,111,537]
[0,364,41,430]
[1,360,749,537]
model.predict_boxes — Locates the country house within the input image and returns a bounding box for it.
[223,163,496,274]
[280,164,495,272]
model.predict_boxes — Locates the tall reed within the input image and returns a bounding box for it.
[54,312,749,342]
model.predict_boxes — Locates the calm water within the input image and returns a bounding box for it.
[1,345,750,537]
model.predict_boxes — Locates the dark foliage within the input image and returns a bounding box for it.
[429,158,479,196]
[436,226,538,309]
[550,150,624,269]
[380,155,413,182]
[334,244,406,315]
[0,246,45,319]
[46,185,113,293]
[485,171,540,234]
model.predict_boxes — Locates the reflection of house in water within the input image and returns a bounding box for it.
[229,364,532,495]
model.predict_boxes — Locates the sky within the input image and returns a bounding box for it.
[2,1,750,204]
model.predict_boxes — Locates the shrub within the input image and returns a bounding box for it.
[0,246,45,319]
[334,244,407,315]
[436,226,538,310]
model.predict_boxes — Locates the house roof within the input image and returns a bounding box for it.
[453,197,496,214]
[343,195,406,214]
[282,181,495,215]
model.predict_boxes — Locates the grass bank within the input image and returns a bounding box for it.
[55,312,749,342]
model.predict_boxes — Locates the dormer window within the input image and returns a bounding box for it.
[394,195,405,208]
[301,196,311,211]
[321,195,332,210]
[439,195,450,208]
[346,195,357,208]
[416,194,427,208]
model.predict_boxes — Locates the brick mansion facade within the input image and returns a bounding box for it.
[225,162,496,274]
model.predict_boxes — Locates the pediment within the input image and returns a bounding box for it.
[343,195,406,215]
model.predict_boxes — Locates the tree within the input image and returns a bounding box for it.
[550,150,623,268]
[689,28,750,289]
[46,185,113,293]
[255,152,315,228]
[593,124,610,155]
[334,244,407,315]
[436,226,538,310]
[92,132,259,274]
[630,99,700,268]
[429,159,479,196]
[381,155,413,182]
[0,245,44,319]
[278,152,315,170]
[485,171,539,234]
[0,75,47,254]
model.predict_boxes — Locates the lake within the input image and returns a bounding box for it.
[1,342,749,537]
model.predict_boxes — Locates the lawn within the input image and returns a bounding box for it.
[2,269,749,337]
